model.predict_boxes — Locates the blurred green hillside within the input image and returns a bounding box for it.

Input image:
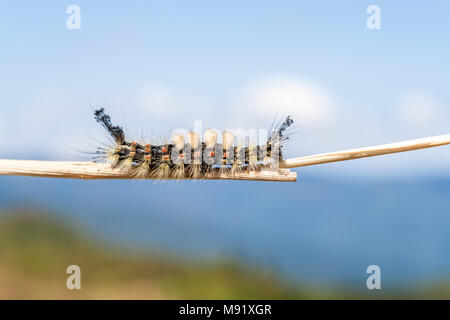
[1,210,449,299]
[0,210,316,299]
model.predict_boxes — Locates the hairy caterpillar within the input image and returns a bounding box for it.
[93,108,293,179]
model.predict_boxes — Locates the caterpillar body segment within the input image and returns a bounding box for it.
[94,108,293,179]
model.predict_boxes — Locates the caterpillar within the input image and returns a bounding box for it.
[93,108,293,179]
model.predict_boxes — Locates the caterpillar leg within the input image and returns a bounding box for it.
[171,163,186,179]
[152,162,170,179]
[247,144,260,172]
[188,163,202,179]
[133,158,151,179]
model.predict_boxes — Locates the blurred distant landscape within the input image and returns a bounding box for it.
[0,210,308,299]
[1,173,450,299]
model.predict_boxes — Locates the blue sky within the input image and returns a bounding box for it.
[1,1,450,290]
[0,1,449,177]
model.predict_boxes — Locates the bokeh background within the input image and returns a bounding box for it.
[0,1,449,299]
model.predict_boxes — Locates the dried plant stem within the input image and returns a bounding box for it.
[0,160,297,182]
[280,134,450,169]
[0,134,449,182]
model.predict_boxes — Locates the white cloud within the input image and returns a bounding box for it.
[135,83,177,118]
[240,76,336,128]
[396,90,444,129]
[131,82,216,132]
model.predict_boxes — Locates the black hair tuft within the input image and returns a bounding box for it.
[94,108,125,145]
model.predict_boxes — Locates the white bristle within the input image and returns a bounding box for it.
[222,130,235,150]
[187,131,200,148]
[171,133,185,150]
[204,129,217,148]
